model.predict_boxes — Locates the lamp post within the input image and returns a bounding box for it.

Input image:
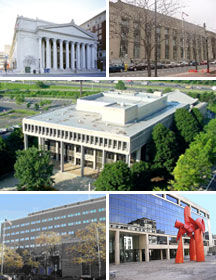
[154,0,158,77]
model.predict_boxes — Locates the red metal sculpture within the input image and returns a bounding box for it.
[174,206,205,263]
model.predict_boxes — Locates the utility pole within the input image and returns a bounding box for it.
[154,0,158,77]
[204,23,210,73]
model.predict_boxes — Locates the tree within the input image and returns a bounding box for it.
[152,123,178,174]
[68,223,106,277]
[110,0,182,76]
[0,245,23,273]
[15,94,25,104]
[14,146,54,191]
[26,102,31,108]
[172,134,215,190]
[35,232,62,275]
[35,81,49,88]
[131,161,151,190]
[191,108,204,128]
[94,161,132,191]
[115,80,126,90]
[17,249,39,275]
[174,108,201,144]
[34,103,39,110]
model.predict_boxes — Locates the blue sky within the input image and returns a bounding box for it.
[0,194,105,228]
[183,194,216,234]
[0,0,106,50]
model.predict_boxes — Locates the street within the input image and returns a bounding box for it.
[0,71,106,77]
[110,65,216,77]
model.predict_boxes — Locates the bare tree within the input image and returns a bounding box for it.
[110,0,183,76]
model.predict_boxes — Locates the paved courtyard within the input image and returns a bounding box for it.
[110,256,216,280]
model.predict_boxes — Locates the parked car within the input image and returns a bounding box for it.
[168,62,177,68]
[109,64,124,73]
[180,61,188,67]
[156,63,166,69]
[189,60,198,66]
[210,60,216,65]
[136,63,147,70]
[200,60,207,65]
[127,63,138,71]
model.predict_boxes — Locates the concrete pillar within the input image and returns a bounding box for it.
[53,38,57,70]
[45,38,51,69]
[114,153,117,162]
[160,249,163,260]
[91,45,94,68]
[24,134,28,150]
[145,235,149,262]
[76,43,81,70]
[87,44,91,70]
[93,149,96,169]
[102,150,106,168]
[115,231,120,265]
[160,27,165,61]
[60,142,64,172]
[38,37,42,72]
[136,148,141,161]
[71,42,75,70]
[66,41,69,69]
[166,248,170,260]
[59,40,63,70]
[38,137,42,149]
[56,142,59,161]
[139,249,142,262]
[42,40,45,69]
[81,43,86,69]
[80,145,84,177]
[126,154,131,167]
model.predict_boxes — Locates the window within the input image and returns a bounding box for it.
[99,217,106,221]
[166,195,177,204]
[98,208,105,212]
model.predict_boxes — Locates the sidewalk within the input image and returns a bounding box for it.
[168,68,216,77]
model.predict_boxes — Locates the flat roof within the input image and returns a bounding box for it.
[24,91,196,138]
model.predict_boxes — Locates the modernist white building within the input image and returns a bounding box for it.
[22,90,206,176]
[10,16,98,74]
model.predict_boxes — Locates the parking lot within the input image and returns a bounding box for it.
[110,256,216,280]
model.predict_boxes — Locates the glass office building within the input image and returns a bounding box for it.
[109,194,212,264]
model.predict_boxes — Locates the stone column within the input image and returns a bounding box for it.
[80,145,84,177]
[93,149,96,169]
[24,134,28,150]
[114,231,120,265]
[160,250,163,260]
[102,150,106,168]
[136,148,141,161]
[91,45,95,68]
[81,43,86,69]
[71,42,75,70]
[60,141,64,172]
[59,40,63,70]
[66,41,69,69]
[45,38,51,69]
[53,38,57,70]
[94,44,97,69]
[87,44,91,70]
[56,141,59,161]
[38,37,42,72]
[145,234,149,262]
[76,43,81,70]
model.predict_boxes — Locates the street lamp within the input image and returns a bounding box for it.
[1,219,12,274]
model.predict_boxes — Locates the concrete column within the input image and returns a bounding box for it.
[38,37,42,72]
[24,134,28,150]
[45,38,51,69]
[93,149,96,169]
[66,41,69,69]
[53,38,57,70]
[80,145,84,177]
[71,42,75,70]
[139,249,142,262]
[94,44,97,68]
[115,231,120,265]
[160,27,165,60]
[145,234,149,262]
[136,148,141,161]
[56,142,59,161]
[38,137,42,149]
[126,154,131,167]
[76,43,81,70]
[60,142,64,172]
[160,249,163,260]
[169,29,173,61]
[42,40,45,69]
[102,150,106,168]
[166,248,170,260]
[114,153,117,162]
[59,40,63,70]
[87,44,91,69]
[81,43,86,69]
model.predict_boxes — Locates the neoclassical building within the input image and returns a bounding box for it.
[10,16,98,73]
[110,0,216,64]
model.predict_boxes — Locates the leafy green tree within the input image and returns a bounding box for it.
[94,161,132,191]
[152,123,178,174]
[26,102,31,108]
[15,94,25,104]
[34,103,39,110]
[36,81,49,88]
[14,146,54,191]
[146,88,153,93]
[172,135,214,190]
[131,161,151,190]
[191,108,204,128]
[115,80,126,90]
[174,108,201,144]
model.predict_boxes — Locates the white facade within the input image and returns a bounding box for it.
[10,16,98,73]
[22,90,203,176]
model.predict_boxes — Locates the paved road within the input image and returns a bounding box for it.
[110,65,216,77]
